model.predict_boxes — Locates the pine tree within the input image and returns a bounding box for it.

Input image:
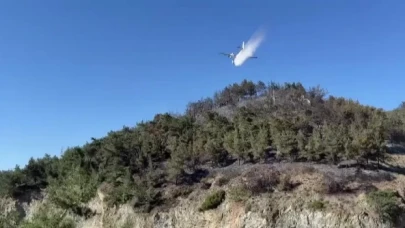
[322,124,344,163]
[205,139,226,167]
[233,128,245,165]
[296,130,307,155]
[304,126,323,161]
[273,130,298,161]
[168,140,187,184]
[251,125,271,160]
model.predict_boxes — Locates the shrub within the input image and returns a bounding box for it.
[308,200,326,211]
[366,190,403,223]
[19,203,75,228]
[0,209,20,228]
[242,167,280,194]
[199,190,226,212]
[47,166,97,214]
[277,174,293,191]
[130,187,162,213]
[104,183,136,207]
[315,174,345,194]
[0,171,14,198]
[0,198,21,228]
[213,175,230,187]
[166,185,193,199]
[228,186,251,203]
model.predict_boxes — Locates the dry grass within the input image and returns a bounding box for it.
[314,174,346,194]
[387,154,405,167]
[212,174,231,187]
[164,185,193,200]
[241,166,281,194]
[371,154,405,196]
[277,174,294,191]
[228,186,251,203]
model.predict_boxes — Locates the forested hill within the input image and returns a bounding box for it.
[1,79,405,225]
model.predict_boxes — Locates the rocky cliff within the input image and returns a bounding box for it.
[4,162,405,228]
[79,163,405,228]
[77,189,396,228]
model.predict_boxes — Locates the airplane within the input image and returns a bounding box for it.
[237,41,245,50]
[220,41,258,65]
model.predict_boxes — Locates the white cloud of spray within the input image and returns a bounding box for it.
[233,27,266,66]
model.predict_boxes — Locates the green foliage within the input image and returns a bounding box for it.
[0,156,59,198]
[0,200,20,228]
[204,138,228,166]
[47,166,97,216]
[199,190,226,212]
[308,200,327,211]
[250,123,271,160]
[366,190,403,223]
[0,79,403,215]
[104,172,137,207]
[19,203,75,228]
[103,166,162,213]
[273,129,298,160]
[228,186,251,203]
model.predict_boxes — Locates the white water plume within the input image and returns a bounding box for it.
[233,28,266,66]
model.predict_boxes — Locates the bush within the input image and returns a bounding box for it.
[0,209,20,228]
[213,175,230,187]
[166,185,193,199]
[366,190,403,223]
[0,198,21,228]
[228,186,251,203]
[315,174,345,194]
[47,166,97,213]
[199,190,226,212]
[19,203,75,228]
[308,200,327,211]
[242,167,280,194]
[104,183,136,207]
[277,174,293,191]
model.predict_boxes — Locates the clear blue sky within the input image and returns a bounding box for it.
[1,1,404,170]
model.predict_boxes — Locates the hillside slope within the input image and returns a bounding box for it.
[1,79,405,227]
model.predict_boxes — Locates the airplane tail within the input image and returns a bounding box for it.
[237,41,245,50]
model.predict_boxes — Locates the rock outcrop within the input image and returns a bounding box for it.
[73,189,397,228]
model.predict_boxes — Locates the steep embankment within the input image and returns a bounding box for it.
[2,80,405,227]
[80,162,405,228]
[9,161,405,228]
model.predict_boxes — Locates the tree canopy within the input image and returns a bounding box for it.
[1,79,404,217]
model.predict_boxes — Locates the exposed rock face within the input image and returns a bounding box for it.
[6,162,405,228]
[2,188,400,228]
[274,209,390,228]
[75,191,395,228]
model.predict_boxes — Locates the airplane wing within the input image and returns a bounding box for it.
[219,52,232,57]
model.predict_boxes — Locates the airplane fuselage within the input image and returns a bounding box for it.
[221,41,256,66]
